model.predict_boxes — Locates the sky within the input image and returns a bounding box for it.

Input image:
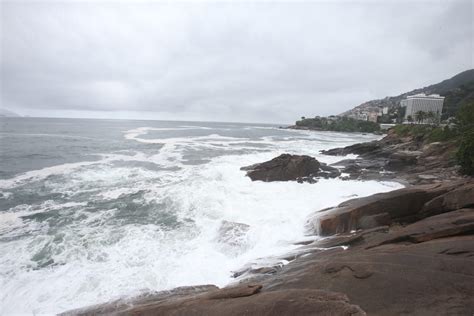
[1,0,472,123]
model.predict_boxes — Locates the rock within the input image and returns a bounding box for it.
[385,150,421,170]
[307,226,389,249]
[320,129,461,185]
[62,178,474,316]
[319,163,342,178]
[241,154,339,182]
[418,174,438,180]
[321,141,382,156]
[59,285,220,316]
[204,284,262,299]
[307,182,467,236]
[128,288,366,316]
[420,183,474,218]
[358,213,391,229]
[261,236,474,316]
[366,208,474,248]
[65,285,367,316]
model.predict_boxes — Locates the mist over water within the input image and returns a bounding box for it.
[0,118,402,314]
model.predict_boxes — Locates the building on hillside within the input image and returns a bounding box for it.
[401,93,444,123]
[367,112,379,122]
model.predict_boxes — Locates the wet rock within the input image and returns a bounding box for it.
[241,154,340,182]
[319,163,342,178]
[307,182,467,236]
[420,183,474,218]
[63,177,474,316]
[64,285,367,316]
[366,208,474,248]
[358,213,391,229]
[321,141,382,156]
[321,129,461,185]
[307,226,389,249]
[205,284,262,299]
[324,262,374,279]
[385,150,421,170]
[261,236,474,315]
[59,285,220,316]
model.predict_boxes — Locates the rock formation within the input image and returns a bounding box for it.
[62,132,474,316]
[322,129,461,184]
[241,154,340,182]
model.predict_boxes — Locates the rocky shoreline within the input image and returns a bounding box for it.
[321,128,461,185]
[63,132,473,316]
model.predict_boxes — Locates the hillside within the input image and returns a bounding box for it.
[341,69,474,120]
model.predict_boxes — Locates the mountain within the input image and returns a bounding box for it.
[0,108,21,117]
[341,69,474,120]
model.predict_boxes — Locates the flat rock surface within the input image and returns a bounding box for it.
[261,236,474,316]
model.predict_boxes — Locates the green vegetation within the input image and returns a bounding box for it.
[457,131,474,175]
[442,81,474,120]
[392,124,457,143]
[456,102,474,175]
[392,101,474,175]
[295,116,380,133]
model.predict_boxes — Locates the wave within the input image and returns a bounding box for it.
[0,125,401,314]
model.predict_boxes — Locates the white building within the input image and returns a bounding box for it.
[401,93,444,122]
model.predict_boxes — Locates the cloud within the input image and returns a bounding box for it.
[1,0,472,123]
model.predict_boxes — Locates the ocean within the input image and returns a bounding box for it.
[0,118,402,314]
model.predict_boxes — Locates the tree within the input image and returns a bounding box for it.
[457,130,474,175]
[456,102,474,175]
[425,111,436,125]
[456,101,474,130]
[407,115,413,123]
[415,111,426,124]
[301,116,306,120]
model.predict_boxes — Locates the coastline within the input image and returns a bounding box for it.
[62,131,473,316]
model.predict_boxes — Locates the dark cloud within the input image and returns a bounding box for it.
[1,0,472,123]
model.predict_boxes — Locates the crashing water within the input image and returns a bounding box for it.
[0,118,402,314]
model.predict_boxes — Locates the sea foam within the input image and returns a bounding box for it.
[0,124,400,315]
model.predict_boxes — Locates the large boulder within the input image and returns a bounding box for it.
[420,183,474,218]
[241,154,340,182]
[366,208,474,248]
[321,141,382,156]
[307,181,468,236]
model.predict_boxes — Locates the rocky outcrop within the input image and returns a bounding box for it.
[264,179,474,315]
[64,284,366,316]
[420,183,474,218]
[306,180,469,236]
[321,128,464,185]
[63,177,474,316]
[64,129,474,316]
[365,208,474,247]
[241,154,340,182]
[261,235,474,316]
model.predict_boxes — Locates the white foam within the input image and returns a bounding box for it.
[0,126,402,315]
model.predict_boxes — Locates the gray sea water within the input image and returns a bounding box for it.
[0,117,402,314]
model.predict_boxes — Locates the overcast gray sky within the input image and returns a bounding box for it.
[1,0,472,123]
